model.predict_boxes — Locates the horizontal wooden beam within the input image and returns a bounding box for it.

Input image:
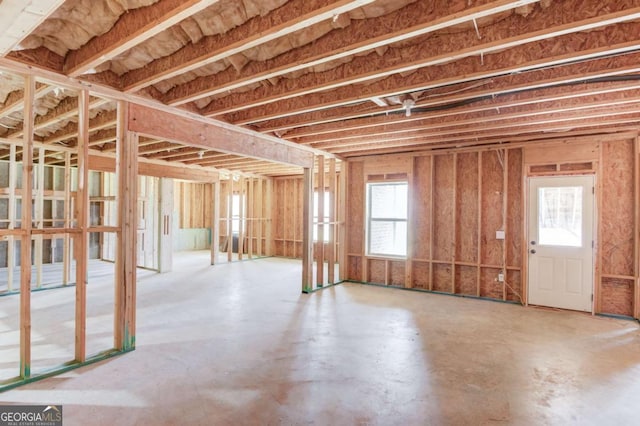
[89,153,219,182]
[64,0,221,77]
[127,103,316,167]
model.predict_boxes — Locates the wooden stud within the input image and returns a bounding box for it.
[247,178,254,259]
[302,167,314,292]
[405,158,414,288]
[63,151,71,285]
[115,101,138,351]
[317,155,325,287]
[7,144,16,291]
[503,149,509,301]
[451,153,457,293]
[477,151,483,297]
[256,178,264,256]
[328,158,336,284]
[338,161,348,281]
[211,180,220,265]
[595,144,604,314]
[634,136,640,319]
[428,155,435,291]
[75,90,90,362]
[227,177,233,262]
[237,176,245,260]
[35,148,44,288]
[265,178,274,257]
[20,75,35,379]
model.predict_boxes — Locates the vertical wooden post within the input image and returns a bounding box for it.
[634,136,640,319]
[74,90,90,363]
[452,153,457,293]
[328,158,336,284]
[247,178,254,259]
[256,178,264,256]
[7,144,16,291]
[115,101,138,351]
[63,151,71,285]
[302,167,314,293]
[211,179,220,265]
[338,161,347,281]
[317,155,325,287]
[227,177,233,262]
[265,178,274,257]
[595,144,604,314]
[34,148,44,288]
[405,158,414,288]
[477,151,483,297]
[428,155,435,291]
[20,76,35,378]
[158,177,173,272]
[502,149,509,301]
[237,176,245,260]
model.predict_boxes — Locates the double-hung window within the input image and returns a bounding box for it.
[366,182,408,257]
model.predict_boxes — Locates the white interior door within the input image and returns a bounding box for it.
[528,175,594,312]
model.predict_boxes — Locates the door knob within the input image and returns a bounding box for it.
[530,249,536,254]
[530,240,536,245]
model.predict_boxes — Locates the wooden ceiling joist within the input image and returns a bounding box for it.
[220,22,640,125]
[292,81,640,145]
[64,0,223,77]
[163,0,540,106]
[121,0,379,92]
[259,54,640,135]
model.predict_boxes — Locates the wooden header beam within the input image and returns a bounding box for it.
[127,103,316,168]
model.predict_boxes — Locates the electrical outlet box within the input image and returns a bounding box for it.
[496,230,505,240]
[497,273,505,282]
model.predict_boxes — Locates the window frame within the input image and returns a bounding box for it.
[365,180,408,258]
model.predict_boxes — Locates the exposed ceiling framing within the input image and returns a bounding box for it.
[0,0,639,176]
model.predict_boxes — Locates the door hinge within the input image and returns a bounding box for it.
[591,294,594,301]
[592,240,594,248]
[592,186,595,194]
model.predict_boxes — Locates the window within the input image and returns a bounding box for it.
[313,191,330,242]
[538,186,583,247]
[366,182,408,257]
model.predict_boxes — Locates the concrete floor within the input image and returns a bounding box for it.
[0,251,639,425]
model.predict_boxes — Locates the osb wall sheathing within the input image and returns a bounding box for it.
[344,140,638,317]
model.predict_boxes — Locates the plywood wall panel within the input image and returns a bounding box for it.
[413,156,432,260]
[481,152,504,266]
[412,261,429,289]
[348,255,362,281]
[455,152,478,263]
[347,161,365,256]
[433,154,454,262]
[601,278,634,317]
[389,261,405,287]
[433,263,452,293]
[507,149,523,267]
[480,268,503,300]
[367,259,386,285]
[601,140,634,277]
[506,270,522,303]
[455,265,477,296]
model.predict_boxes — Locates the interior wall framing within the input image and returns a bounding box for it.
[344,135,640,319]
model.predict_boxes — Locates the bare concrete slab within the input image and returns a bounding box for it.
[0,251,638,425]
